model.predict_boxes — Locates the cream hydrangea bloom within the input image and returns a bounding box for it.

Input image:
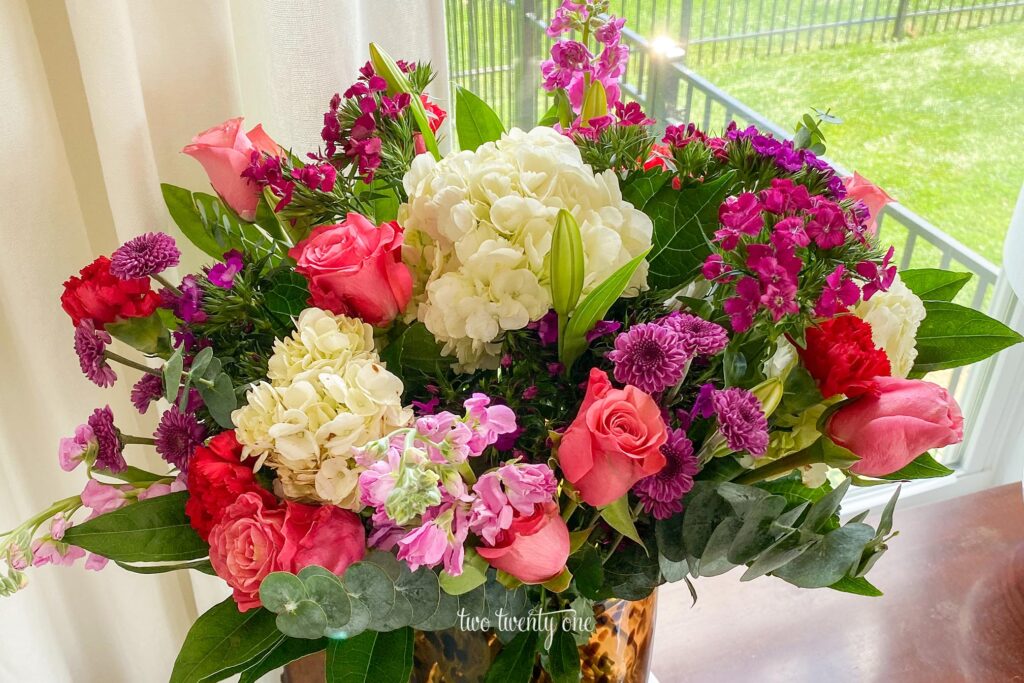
[266,307,375,385]
[853,274,926,377]
[399,126,653,370]
[232,308,412,509]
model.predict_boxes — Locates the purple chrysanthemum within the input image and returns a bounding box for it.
[74,320,116,387]
[661,312,729,357]
[607,322,688,394]
[109,232,180,279]
[711,387,769,457]
[131,374,163,413]
[154,407,206,472]
[634,428,699,520]
[87,406,126,473]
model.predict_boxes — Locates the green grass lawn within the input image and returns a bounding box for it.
[698,21,1024,266]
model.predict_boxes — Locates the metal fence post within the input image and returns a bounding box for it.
[679,0,693,66]
[893,0,911,38]
[515,0,540,129]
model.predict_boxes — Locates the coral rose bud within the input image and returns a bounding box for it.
[828,377,964,477]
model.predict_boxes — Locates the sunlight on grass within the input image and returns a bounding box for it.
[699,22,1024,266]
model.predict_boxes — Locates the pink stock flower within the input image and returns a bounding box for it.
[183,118,281,221]
[463,394,518,453]
[844,172,893,235]
[59,423,97,472]
[80,480,132,519]
[396,505,467,576]
[468,463,557,545]
[137,475,187,501]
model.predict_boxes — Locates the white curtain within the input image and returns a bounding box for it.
[0,1,448,681]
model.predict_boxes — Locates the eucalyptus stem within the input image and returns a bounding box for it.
[104,351,160,377]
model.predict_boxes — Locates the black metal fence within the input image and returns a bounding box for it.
[445,0,1024,126]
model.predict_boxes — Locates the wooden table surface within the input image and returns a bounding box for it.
[651,482,1024,683]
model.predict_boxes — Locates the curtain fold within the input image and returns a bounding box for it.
[0,1,448,680]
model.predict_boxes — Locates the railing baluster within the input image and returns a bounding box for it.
[900,231,917,270]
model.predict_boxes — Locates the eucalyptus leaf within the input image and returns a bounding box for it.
[260,572,308,614]
[276,600,329,640]
[727,495,788,564]
[304,574,352,630]
[655,513,686,563]
[163,345,184,402]
[799,477,851,534]
[773,522,876,588]
[602,541,661,600]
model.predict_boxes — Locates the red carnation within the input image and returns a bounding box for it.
[185,431,276,541]
[798,316,891,398]
[60,256,161,327]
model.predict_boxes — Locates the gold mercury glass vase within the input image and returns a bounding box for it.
[411,592,658,683]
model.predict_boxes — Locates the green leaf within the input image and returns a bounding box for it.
[380,322,446,379]
[169,599,281,683]
[114,558,214,575]
[561,248,651,369]
[546,628,581,683]
[875,453,954,481]
[239,638,327,683]
[727,494,788,564]
[455,85,505,152]
[439,549,488,595]
[260,572,308,613]
[537,103,560,127]
[900,268,973,302]
[682,483,732,560]
[643,171,736,290]
[829,575,883,597]
[263,268,310,319]
[199,372,237,429]
[600,495,643,548]
[163,344,184,403]
[567,543,608,601]
[485,631,539,683]
[756,472,832,508]
[773,523,876,588]
[912,300,1024,372]
[63,491,208,563]
[621,168,672,210]
[106,314,170,356]
[654,513,685,562]
[304,574,353,631]
[369,44,439,160]
[161,184,283,261]
[276,600,329,640]
[602,539,661,599]
[799,477,851,534]
[326,627,414,683]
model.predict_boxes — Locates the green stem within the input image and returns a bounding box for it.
[104,351,160,377]
[662,358,693,406]
[120,434,156,446]
[732,446,819,486]
[0,496,81,539]
[152,273,180,296]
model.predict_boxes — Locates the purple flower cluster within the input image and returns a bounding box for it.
[711,387,769,457]
[87,406,126,473]
[706,178,887,331]
[633,428,699,519]
[242,152,337,212]
[73,320,116,387]
[321,60,416,182]
[109,232,180,279]
[726,124,845,198]
[608,313,729,395]
[154,406,207,473]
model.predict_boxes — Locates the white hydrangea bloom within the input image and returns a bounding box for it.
[399,126,653,371]
[232,309,412,509]
[853,274,926,377]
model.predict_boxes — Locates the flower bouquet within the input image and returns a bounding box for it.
[4,3,1022,682]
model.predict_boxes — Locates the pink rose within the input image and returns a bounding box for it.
[476,502,569,584]
[207,492,286,611]
[558,368,668,506]
[278,501,366,576]
[288,213,413,325]
[844,172,893,235]
[828,377,964,477]
[182,118,280,221]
